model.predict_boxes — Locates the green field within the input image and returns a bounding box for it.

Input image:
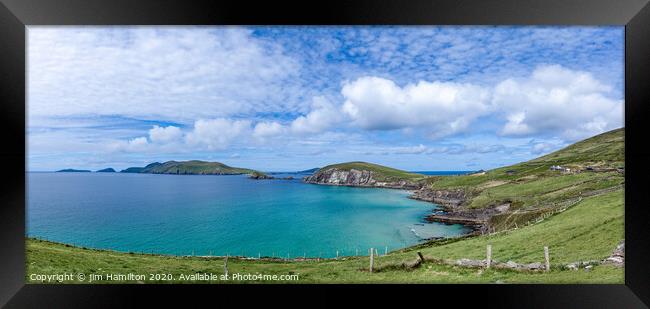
[27,128,624,284]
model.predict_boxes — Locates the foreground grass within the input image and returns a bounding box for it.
[26,190,623,284]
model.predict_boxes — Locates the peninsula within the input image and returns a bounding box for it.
[304,162,426,189]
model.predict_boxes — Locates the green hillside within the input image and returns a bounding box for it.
[317,161,426,181]
[425,128,624,215]
[120,160,259,175]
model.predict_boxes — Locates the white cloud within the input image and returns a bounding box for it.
[290,97,342,135]
[253,121,286,139]
[28,27,301,123]
[341,76,492,138]
[362,142,507,156]
[185,118,251,150]
[148,125,182,143]
[494,65,623,140]
[106,119,252,153]
[248,96,346,140]
[108,136,150,153]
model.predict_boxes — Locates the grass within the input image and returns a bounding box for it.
[26,189,623,284]
[425,128,624,213]
[318,161,427,182]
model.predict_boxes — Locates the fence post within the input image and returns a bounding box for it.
[385,246,388,256]
[544,246,550,272]
[224,255,229,277]
[336,250,339,260]
[486,244,492,269]
[258,252,261,259]
[369,248,374,273]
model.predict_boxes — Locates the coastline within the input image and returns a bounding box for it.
[25,182,475,259]
[304,179,485,233]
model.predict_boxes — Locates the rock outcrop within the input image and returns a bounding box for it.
[304,168,421,189]
[410,187,509,231]
[249,173,274,179]
[602,240,624,267]
[410,188,467,207]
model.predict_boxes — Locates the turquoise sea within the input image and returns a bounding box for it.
[27,172,470,258]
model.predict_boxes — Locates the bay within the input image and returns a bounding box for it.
[27,172,470,258]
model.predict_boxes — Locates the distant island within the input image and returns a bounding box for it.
[56,169,91,173]
[119,160,261,175]
[96,168,116,173]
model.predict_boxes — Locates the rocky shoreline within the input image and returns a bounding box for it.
[408,188,501,231]
[303,168,491,232]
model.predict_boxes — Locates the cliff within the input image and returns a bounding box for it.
[304,162,424,189]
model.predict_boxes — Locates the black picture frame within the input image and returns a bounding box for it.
[1,0,649,307]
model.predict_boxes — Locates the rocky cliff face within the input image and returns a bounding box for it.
[410,188,467,208]
[304,168,421,189]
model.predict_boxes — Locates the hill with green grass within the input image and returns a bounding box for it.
[413,128,624,231]
[304,161,426,189]
[119,160,260,175]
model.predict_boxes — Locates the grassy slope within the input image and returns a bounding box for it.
[26,189,623,284]
[426,128,624,211]
[318,161,426,181]
[140,160,258,175]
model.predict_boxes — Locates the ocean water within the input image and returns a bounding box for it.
[27,172,470,258]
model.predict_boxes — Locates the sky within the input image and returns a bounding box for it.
[27,26,624,172]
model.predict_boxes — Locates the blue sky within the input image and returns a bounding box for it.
[27,26,624,172]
